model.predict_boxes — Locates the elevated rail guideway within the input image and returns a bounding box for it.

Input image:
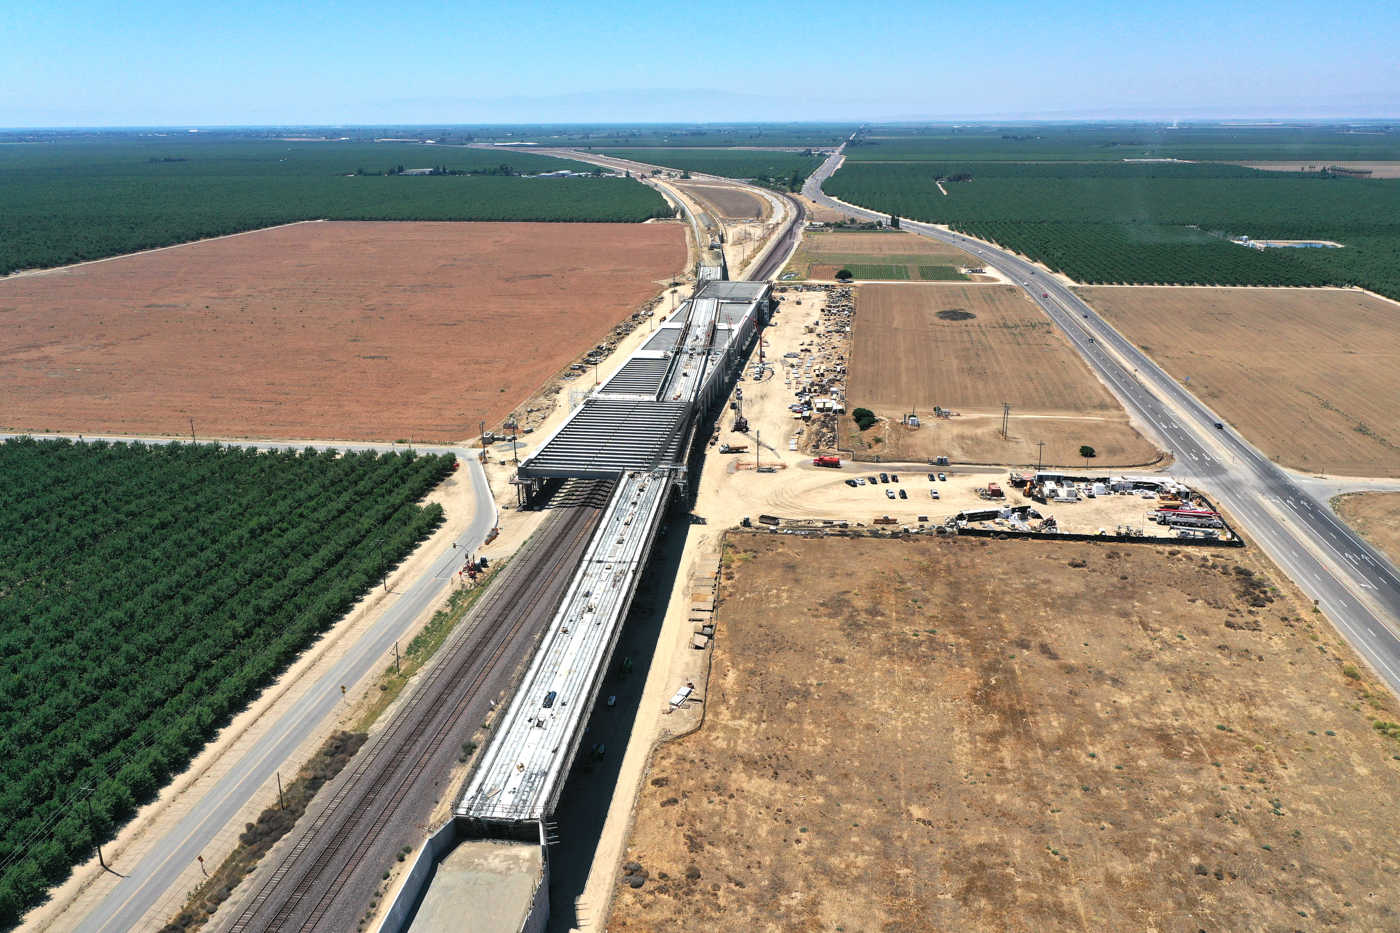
[460,277,771,839]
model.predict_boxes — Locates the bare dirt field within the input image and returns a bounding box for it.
[785,230,976,281]
[1334,492,1400,567]
[676,183,765,220]
[0,221,685,442]
[1079,287,1400,476]
[610,534,1400,933]
[847,285,1161,467]
[1231,162,1400,179]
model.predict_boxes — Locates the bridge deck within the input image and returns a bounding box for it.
[458,470,672,833]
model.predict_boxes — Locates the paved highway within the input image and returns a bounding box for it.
[805,150,1400,697]
[10,435,500,933]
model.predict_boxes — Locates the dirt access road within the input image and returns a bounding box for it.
[0,221,684,442]
[611,534,1400,932]
[848,284,1162,468]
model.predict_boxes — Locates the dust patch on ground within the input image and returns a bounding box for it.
[1080,286,1400,477]
[0,221,685,442]
[609,535,1400,932]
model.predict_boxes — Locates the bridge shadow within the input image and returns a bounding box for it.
[530,478,617,512]
[543,494,690,932]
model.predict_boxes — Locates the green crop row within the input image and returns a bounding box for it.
[0,439,454,924]
[952,223,1334,287]
[824,161,1400,299]
[843,124,1400,162]
[0,139,671,275]
[825,161,1400,227]
[601,148,822,188]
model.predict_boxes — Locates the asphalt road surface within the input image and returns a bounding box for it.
[25,436,499,933]
[804,150,1400,697]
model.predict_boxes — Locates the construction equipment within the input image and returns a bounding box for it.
[813,455,841,468]
[719,444,749,454]
[732,387,749,434]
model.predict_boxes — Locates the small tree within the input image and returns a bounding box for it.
[890,215,900,229]
[835,269,853,282]
[852,408,878,431]
[1079,445,1096,470]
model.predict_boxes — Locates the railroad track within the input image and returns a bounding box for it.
[223,494,609,933]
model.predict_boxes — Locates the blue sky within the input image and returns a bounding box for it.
[4,0,1398,127]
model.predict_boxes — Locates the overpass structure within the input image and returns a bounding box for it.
[458,277,771,840]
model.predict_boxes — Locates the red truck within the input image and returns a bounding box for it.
[813,456,842,468]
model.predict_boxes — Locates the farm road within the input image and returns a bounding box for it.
[10,434,498,933]
[805,148,1400,700]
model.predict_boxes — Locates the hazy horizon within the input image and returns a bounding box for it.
[5,0,1398,129]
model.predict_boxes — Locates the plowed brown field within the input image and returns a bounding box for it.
[0,221,685,442]
[1080,287,1400,476]
[847,285,1160,467]
[610,534,1400,933]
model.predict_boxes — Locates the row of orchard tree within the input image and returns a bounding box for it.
[0,438,454,924]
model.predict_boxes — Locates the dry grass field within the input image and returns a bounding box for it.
[847,285,1160,467]
[784,230,976,281]
[1334,492,1400,567]
[610,534,1400,933]
[1080,287,1400,477]
[0,221,685,442]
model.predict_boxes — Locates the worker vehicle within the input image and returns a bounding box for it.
[879,472,889,483]
[885,489,896,499]
[938,472,947,481]
[1214,422,1224,429]
[930,489,941,499]
[845,479,858,487]
[928,473,937,482]
[856,477,867,486]
[543,690,558,709]
[898,488,908,499]
[813,455,842,468]
[890,474,899,482]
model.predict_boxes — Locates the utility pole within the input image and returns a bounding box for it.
[276,771,285,810]
[377,537,387,592]
[394,640,400,673]
[189,418,196,445]
[1037,441,1046,472]
[83,789,106,871]
[1001,403,1010,440]
[755,430,761,472]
